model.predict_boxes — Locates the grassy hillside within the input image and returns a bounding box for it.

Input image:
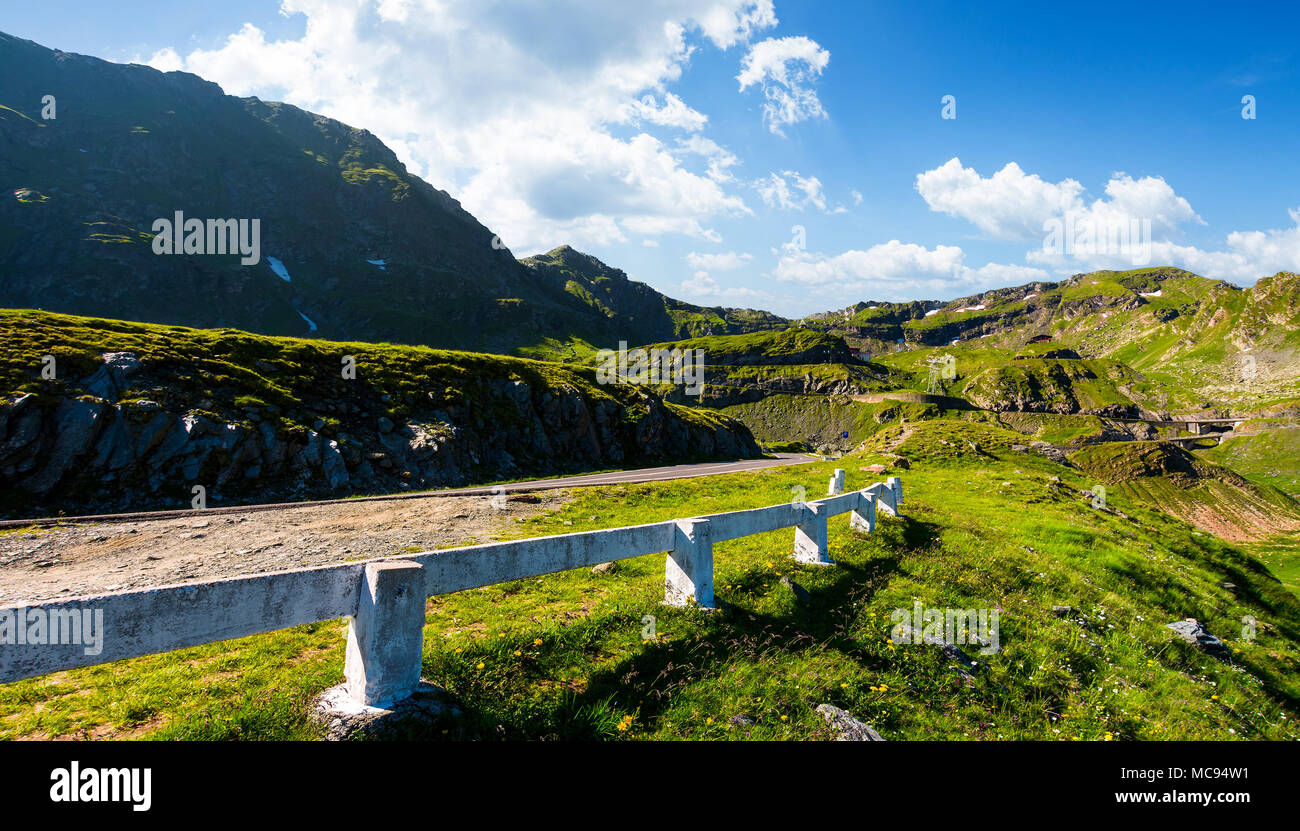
[517,246,787,358]
[1200,426,1300,498]
[637,329,856,366]
[1070,441,1300,543]
[717,394,939,452]
[801,268,1300,416]
[0,309,760,516]
[3,420,1297,741]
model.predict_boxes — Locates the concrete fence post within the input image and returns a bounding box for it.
[850,488,876,533]
[344,561,427,708]
[665,518,714,608]
[828,468,845,495]
[793,501,833,565]
[887,476,904,516]
[876,484,897,517]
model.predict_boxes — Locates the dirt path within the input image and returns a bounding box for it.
[0,492,566,605]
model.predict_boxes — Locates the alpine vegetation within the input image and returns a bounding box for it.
[595,341,707,396]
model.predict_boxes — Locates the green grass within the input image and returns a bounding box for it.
[3,420,1297,741]
[636,329,851,366]
[1200,427,1300,498]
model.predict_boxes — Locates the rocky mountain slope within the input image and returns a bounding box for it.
[0,32,777,358]
[1071,441,1300,542]
[0,310,760,517]
[806,267,1300,415]
[583,329,897,407]
[517,246,787,359]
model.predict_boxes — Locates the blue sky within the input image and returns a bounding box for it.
[8,1,1299,316]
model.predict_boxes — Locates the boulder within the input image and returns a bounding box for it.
[1167,618,1230,659]
[816,704,884,741]
[81,351,142,402]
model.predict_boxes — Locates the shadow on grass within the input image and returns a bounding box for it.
[392,515,943,740]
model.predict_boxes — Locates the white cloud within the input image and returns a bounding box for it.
[772,239,1049,303]
[916,157,1204,250]
[678,270,779,306]
[912,158,1300,282]
[618,93,708,131]
[964,262,1053,285]
[145,0,781,252]
[685,250,753,270]
[1135,208,1300,281]
[736,35,830,135]
[676,134,740,183]
[755,170,827,211]
[694,0,778,49]
[681,270,721,296]
[142,46,184,72]
[915,158,1084,240]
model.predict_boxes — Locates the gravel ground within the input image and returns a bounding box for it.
[0,491,566,605]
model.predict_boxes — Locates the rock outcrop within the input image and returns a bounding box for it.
[0,334,761,517]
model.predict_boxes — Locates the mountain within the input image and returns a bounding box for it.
[517,245,787,359]
[0,32,779,357]
[803,267,1300,415]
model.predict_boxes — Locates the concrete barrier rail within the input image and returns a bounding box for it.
[0,473,904,709]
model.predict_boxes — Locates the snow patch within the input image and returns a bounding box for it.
[297,310,318,331]
[266,256,292,283]
[366,259,387,271]
[1140,289,1163,298]
[1023,293,1038,300]
[925,309,940,317]
[953,304,986,313]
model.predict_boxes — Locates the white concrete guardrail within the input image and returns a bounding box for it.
[0,473,903,710]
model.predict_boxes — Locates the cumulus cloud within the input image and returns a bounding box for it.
[915,157,1204,252]
[142,46,184,72]
[736,35,830,135]
[144,0,782,252]
[694,0,778,49]
[618,93,709,131]
[911,157,1300,282]
[1123,208,1300,281]
[685,250,753,270]
[755,170,827,211]
[772,240,1049,303]
[676,134,740,183]
[915,158,1084,240]
[678,271,779,306]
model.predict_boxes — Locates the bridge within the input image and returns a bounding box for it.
[848,392,1262,439]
